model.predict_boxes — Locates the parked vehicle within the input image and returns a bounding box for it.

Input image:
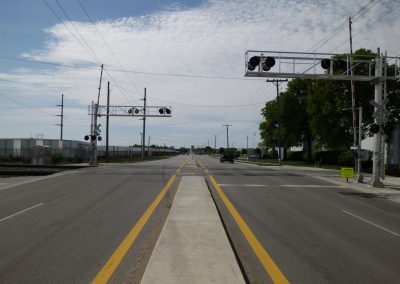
[220,153,234,163]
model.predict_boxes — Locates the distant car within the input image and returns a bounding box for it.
[220,153,234,163]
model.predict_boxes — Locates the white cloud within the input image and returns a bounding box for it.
[1,0,399,148]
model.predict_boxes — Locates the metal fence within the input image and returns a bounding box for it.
[0,146,178,164]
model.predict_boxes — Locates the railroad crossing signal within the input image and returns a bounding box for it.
[89,105,172,117]
[244,49,400,188]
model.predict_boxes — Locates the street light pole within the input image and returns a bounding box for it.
[267,79,288,165]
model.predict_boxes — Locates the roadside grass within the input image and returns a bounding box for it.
[236,158,341,170]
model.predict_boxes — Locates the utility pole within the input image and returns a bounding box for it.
[266,79,288,165]
[141,88,147,159]
[222,124,231,150]
[106,81,110,163]
[247,135,249,158]
[57,94,64,141]
[214,134,217,154]
[148,135,151,156]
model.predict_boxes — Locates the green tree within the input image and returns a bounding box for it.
[259,100,279,151]
[260,79,314,160]
[307,79,352,149]
[280,79,314,161]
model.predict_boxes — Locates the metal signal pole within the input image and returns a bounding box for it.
[106,81,110,163]
[267,79,288,165]
[90,64,103,166]
[141,88,147,159]
[372,50,383,187]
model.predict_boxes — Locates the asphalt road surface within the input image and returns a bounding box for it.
[198,155,400,284]
[1,155,399,283]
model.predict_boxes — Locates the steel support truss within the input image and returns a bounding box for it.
[88,105,172,117]
[244,50,400,82]
[245,49,400,187]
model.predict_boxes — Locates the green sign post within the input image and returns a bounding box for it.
[340,167,354,182]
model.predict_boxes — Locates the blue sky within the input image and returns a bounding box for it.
[0,0,399,149]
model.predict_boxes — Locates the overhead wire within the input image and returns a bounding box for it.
[0,93,56,116]
[43,0,139,105]
[76,0,142,96]
[329,1,400,53]
[54,0,137,103]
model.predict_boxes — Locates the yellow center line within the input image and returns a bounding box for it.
[197,160,210,174]
[92,175,177,284]
[175,159,189,173]
[209,175,290,284]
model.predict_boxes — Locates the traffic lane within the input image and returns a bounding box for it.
[0,160,179,220]
[0,170,175,283]
[214,173,400,283]
[216,172,400,233]
[0,171,108,220]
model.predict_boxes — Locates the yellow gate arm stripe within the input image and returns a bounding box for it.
[209,175,290,284]
[92,175,177,284]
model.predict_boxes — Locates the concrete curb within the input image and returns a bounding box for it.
[141,176,245,284]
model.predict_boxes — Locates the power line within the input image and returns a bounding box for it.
[0,93,56,116]
[42,0,98,64]
[0,55,98,69]
[43,0,138,105]
[76,0,142,96]
[308,0,379,53]
[105,67,265,81]
[329,1,400,53]
[54,0,102,64]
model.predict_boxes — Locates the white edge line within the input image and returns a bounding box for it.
[280,185,345,188]
[342,209,400,237]
[218,184,268,187]
[0,203,44,223]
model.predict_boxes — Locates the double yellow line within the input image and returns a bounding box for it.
[91,160,187,283]
[93,159,288,283]
[199,160,288,283]
[209,176,289,284]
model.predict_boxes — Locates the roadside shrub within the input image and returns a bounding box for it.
[287,151,304,161]
[338,150,355,166]
[313,151,341,164]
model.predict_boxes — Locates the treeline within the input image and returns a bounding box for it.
[259,49,400,163]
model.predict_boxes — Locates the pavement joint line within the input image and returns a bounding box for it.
[341,209,400,237]
[209,175,290,284]
[0,203,44,223]
[91,174,177,284]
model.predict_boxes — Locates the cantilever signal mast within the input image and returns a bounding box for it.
[244,49,400,187]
